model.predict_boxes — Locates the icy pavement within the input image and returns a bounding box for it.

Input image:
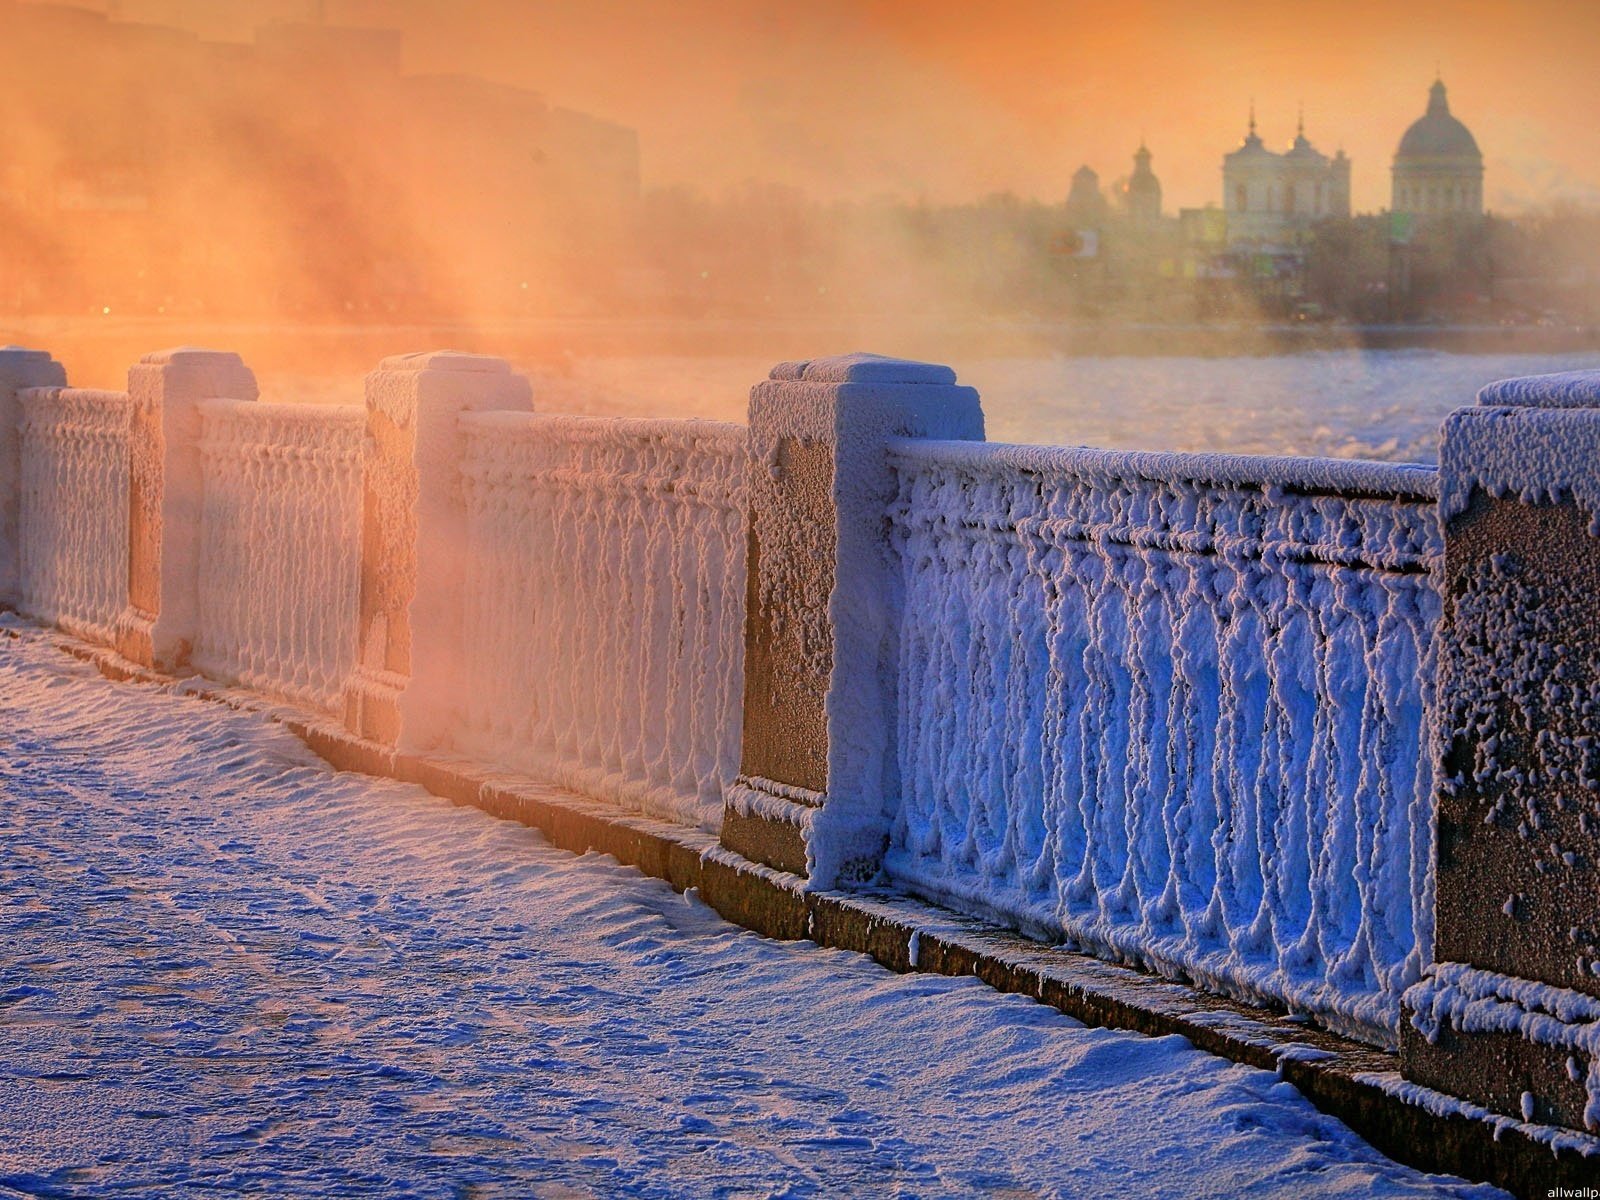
[0,629,1502,1199]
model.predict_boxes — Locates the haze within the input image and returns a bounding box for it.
[30,0,1600,211]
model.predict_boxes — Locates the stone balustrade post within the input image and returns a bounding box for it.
[344,351,531,752]
[0,347,67,610]
[720,354,983,888]
[117,348,258,669]
[1402,370,1600,1133]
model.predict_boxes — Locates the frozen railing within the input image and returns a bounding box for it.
[456,412,748,829]
[193,401,364,712]
[883,439,1443,1045]
[15,388,132,647]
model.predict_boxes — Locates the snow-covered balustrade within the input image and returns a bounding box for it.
[456,412,748,830]
[121,348,262,671]
[193,400,364,712]
[883,439,1444,1046]
[0,349,68,610]
[14,387,133,647]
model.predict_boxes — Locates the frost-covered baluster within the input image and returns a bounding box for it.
[1402,369,1600,1134]
[344,351,532,751]
[0,348,67,611]
[722,354,984,886]
[118,349,259,669]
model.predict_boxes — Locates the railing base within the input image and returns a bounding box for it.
[344,665,405,746]
[1403,964,1600,1133]
[720,807,808,877]
[720,774,817,877]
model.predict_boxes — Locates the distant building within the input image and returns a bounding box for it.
[0,0,642,317]
[1222,108,1350,246]
[1121,142,1162,225]
[1065,164,1110,227]
[1391,79,1483,218]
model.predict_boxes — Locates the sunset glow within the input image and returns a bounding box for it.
[27,0,1599,212]
[6,3,1600,1194]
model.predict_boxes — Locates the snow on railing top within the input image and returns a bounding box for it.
[887,438,1440,497]
[459,411,747,511]
[888,438,1441,573]
[18,387,132,436]
[196,399,365,458]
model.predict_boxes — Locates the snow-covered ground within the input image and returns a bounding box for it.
[0,624,1503,1198]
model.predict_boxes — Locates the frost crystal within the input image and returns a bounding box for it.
[884,438,1442,1045]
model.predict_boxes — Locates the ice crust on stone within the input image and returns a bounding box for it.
[363,353,533,754]
[1433,527,1600,978]
[15,387,132,647]
[193,400,364,713]
[1406,962,1600,1133]
[1441,405,1600,536]
[746,355,985,885]
[884,437,1443,1046]
[1476,369,1600,410]
[455,411,748,830]
[1355,1068,1600,1159]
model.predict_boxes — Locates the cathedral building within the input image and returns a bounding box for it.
[1391,78,1483,218]
[1222,109,1350,247]
[1121,142,1162,225]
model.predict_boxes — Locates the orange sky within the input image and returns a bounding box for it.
[33,0,1600,213]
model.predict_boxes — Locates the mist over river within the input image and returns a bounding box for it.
[521,347,1600,465]
[11,317,1600,465]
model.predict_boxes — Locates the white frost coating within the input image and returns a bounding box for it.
[1354,1070,1600,1159]
[748,356,984,885]
[192,401,364,713]
[359,352,531,751]
[897,440,1441,504]
[1440,406,1600,534]
[884,438,1443,1046]
[1476,369,1600,410]
[1406,962,1600,1132]
[15,388,132,647]
[0,349,67,606]
[456,411,747,830]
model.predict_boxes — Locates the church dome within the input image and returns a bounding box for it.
[1396,80,1481,160]
[1226,130,1273,162]
[1225,106,1274,163]
[1285,132,1325,162]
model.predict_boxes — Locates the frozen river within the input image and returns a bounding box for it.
[0,623,1502,1198]
[519,348,1600,465]
[15,313,1600,465]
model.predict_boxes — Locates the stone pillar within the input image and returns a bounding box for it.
[0,348,68,610]
[1402,369,1600,1132]
[117,348,258,669]
[721,354,983,887]
[344,351,531,751]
